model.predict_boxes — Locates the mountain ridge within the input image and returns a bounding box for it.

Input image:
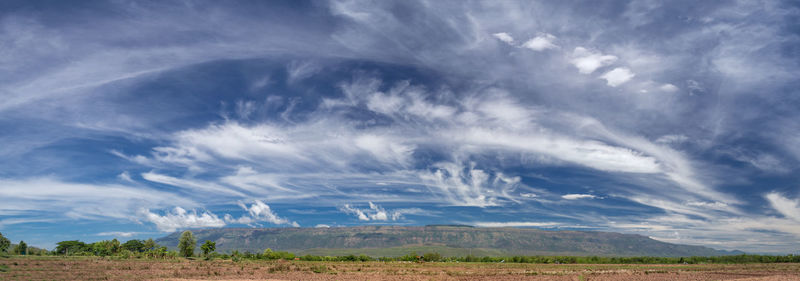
[155,226,743,257]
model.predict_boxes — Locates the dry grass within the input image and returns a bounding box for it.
[1,256,799,280]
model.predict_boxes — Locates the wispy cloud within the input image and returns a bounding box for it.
[561,194,599,200]
[473,221,561,228]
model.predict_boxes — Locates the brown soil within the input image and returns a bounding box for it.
[2,256,799,280]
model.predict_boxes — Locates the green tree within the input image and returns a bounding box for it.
[14,241,27,255]
[178,231,196,257]
[143,238,157,251]
[55,240,88,255]
[0,232,10,253]
[110,238,121,254]
[200,240,216,256]
[122,239,145,252]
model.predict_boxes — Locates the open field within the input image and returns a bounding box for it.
[1,256,799,280]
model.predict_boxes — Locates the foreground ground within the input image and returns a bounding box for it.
[1,256,799,280]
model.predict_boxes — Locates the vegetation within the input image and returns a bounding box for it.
[200,240,216,256]
[0,230,798,265]
[1,236,799,265]
[0,233,10,253]
[178,231,196,257]
[13,241,26,255]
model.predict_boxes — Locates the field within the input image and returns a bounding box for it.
[1,256,799,280]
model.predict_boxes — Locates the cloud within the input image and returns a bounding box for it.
[492,32,515,44]
[141,207,225,233]
[96,231,141,238]
[765,193,800,221]
[659,83,679,92]
[655,134,689,144]
[686,201,728,209]
[561,194,598,200]
[570,47,618,74]
[0,177,194,220]
[3,0,798,252]
[340,202,409,221]
[141,171,246,197]
[521,33,558,51]
[117,171,134,182]
[600,67,636,87]
[228,200,299,227]
[473,221,561,228]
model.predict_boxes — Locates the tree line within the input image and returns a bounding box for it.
[2,231,799,264]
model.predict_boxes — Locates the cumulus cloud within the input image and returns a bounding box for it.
[315,224,331,228]
[521,33,558,51]
[561,194,598,200]
[570,47,618,74]
[492,32,514,44]
[225,200,299,227]
[141,207,226,233]
[600,67,636,87]
[340,202,409,221]
[659,83,679,92]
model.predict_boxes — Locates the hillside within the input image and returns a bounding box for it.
[155,226,742,257]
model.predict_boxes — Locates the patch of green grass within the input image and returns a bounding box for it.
[0,264,9,272]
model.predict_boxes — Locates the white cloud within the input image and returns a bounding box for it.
[141,207,226,233]
[655,134,689,144]
[659,83,679,92]
[492,32,514,44]
[686,201,729,209]
[117,171,134,182]
[521,33,558,51]
[0,177,194,220]
[520,193,538,198]
[562,194,598,200]
[340,202,405,221]
[473,221,561,228]
[600,67,636,87]
[96,231,140,238]
[286,60,322,84]
[419,162,500,207]
[225,200,299,227]
[315,224,331,228]
[141,171,246,197]
[765,193,800,221]
[570,47,618,74]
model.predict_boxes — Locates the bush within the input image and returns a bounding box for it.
[422,252,442,262]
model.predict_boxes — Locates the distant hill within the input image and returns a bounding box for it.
[155,226,743,257]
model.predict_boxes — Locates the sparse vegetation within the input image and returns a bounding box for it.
[1,256,799,280]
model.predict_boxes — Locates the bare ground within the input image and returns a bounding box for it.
[2,256,799,280]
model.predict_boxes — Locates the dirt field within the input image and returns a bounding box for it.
[1,256,799,280]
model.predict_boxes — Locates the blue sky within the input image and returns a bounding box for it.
[1,0,799,253]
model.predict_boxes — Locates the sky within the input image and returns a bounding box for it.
[0,0,799,254]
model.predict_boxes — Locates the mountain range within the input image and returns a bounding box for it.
[155,225,743,257]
